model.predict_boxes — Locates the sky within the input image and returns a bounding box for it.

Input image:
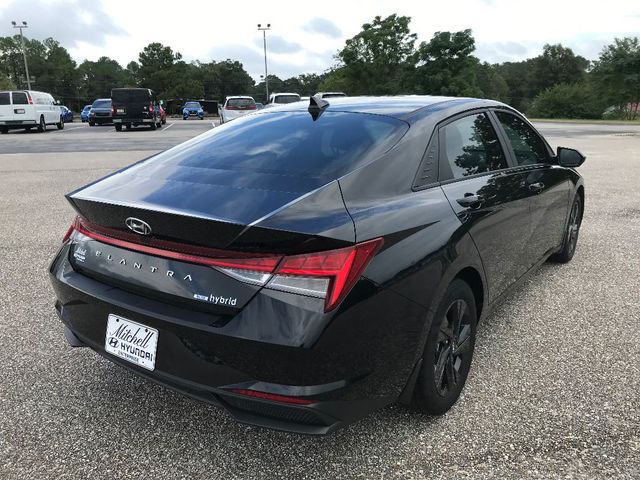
[1,0,638,80]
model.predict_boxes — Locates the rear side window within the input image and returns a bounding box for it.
[227,98,255,108]
[0,92,9,105]
[495,112,549,165]
[12,92,28,105]
[440,113,508,180]
[146,111,408,180]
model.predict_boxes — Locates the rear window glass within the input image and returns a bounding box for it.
[185,102,201,108]
[227,98,255,107]
[12,92,28,105]
[112,89,151,103]
[146,111,408,180]
[0,92,9,105]
[92,100,111,108]
[273,95,300,104]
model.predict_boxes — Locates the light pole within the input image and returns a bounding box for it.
[257,23,271,102]
[11,21,31,90]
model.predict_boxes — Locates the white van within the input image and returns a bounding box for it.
[0,90,64,133]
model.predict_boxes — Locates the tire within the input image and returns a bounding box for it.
[38,116,46,132]
[150,119,157,131]
[89,121,94,127]
[0,126,8,134]
[56,117,64,130]
[161,118,166,125]
[115,124,122,132]
[411,279,477,415]
[125,124,131,130]
[550,194,583,263]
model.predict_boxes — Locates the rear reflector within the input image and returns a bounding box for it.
[226,388,315,405]
[66,216,382,311]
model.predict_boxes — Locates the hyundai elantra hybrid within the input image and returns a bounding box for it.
[49,95,585,434]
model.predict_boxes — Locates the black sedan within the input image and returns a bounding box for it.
[49,96,585,434]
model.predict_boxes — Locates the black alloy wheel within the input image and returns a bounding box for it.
[412,279,477,415]
[551,195,582,263]
[56,117,64,130]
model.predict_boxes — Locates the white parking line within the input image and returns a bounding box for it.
[211,122,216,128]
[162,122,174,131]
[51,125,85,133]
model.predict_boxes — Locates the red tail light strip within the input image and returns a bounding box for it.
[226,388,315,405]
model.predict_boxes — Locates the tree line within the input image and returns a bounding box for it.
[1,14,638,119]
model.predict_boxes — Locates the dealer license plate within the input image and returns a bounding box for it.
[104,314,158,371]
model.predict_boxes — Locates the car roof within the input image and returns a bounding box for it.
[267,95,508,119]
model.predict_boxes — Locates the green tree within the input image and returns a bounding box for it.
[137,42,182,96]
[326,14,417,95]
[79,56,128,100]
[530,44,589,95]
[0,71,14,89]
[475,62,508,102]
[529,82,606,119]
[591,37,640,119]
[415,29,482,96]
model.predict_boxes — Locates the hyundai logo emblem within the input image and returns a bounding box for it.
[125,217,152,235]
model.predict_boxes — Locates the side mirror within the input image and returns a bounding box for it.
[557,147,586,168]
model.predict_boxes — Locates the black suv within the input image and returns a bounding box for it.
[111,88,162,131]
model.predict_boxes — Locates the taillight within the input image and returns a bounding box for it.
[226,388,315,405]
[148,104,153,112]
[225,105,238,110]
[27,93,33,105]
[71,216,383,312]
[247,104,257,110]
[111,107,116,115]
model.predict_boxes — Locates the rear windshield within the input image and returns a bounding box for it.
[273,95,300,104]
[112,89,151,103]
[92,100,111,108]
[0,92,9,105]
[145,111,408,180]
[12,92,28,105]
[185,102,201,108]
[227,98,255,107]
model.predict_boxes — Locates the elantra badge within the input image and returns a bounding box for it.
[125,217,152,235]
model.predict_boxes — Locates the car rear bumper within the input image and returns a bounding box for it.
[0,120,37,126]
[49,243,426,434]
[113,117,155,124]
[90,117,112,124]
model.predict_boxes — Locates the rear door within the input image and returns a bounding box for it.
[9,91,33,123]
[492,110,571,265]
[0,91,13,122]
[438,111,535,302]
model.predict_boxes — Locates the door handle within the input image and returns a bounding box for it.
[456,194,483,209]
[529,182,545,193]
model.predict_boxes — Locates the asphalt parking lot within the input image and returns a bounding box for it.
[1,120,639,479]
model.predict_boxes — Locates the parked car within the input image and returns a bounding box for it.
[0,90,64,133]
[49,96,585,434]
[80,104,92,122]
[263,92,301,108]
[255,102,264,110]
[218,96,257,124]
[183,101,204,120]
[88,98,112,126]
[60,105,74,123]
[111,88,161,131]
[314,92,347,99]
